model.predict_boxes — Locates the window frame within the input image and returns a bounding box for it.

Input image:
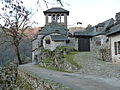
[114,42,117,55]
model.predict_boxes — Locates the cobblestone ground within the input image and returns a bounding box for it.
[74,52,120,79]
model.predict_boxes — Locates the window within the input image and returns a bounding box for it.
[96,40,101,46]
[55,30,59,32]
[118,41,120,54]
[66,40,70,44]
[114,42,117,55]
[52,14,56,22]
[45,39,50,44]
[114,41,120,55]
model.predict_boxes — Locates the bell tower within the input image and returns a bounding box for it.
[43,7,69,28]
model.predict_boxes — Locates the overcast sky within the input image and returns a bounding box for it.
[23,0,120,27]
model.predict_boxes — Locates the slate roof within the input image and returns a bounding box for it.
[50,35,69,41]
[74,18,114,37]
[39,22,68,35]
[74,27,94,37]
[107,23,120,36]
[43,7,69,15]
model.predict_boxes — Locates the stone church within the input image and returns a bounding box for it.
[32,7,77,62]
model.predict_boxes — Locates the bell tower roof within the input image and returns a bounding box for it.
[43,7,69,15]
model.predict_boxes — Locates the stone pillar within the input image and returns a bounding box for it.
[60,14,61,23]
[51,14,53,22]
[55,14,57,22]
[45,14,48,25]
[64,14,67,28]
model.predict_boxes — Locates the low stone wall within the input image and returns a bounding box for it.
[0,66,17,89]
[18,68,72,90]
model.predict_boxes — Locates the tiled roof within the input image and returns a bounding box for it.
[50,35,69,41]
[39,22,68,35]
[107,23,120,36]
[74,27,94,37]
[74,18,114,37]
[43,7,69,15]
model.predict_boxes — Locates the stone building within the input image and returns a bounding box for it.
[32,7,120,63]
[74,18,114,52]
[107,24,120,63]
[107,12,120,63]
[32,7,77,62]
[74,12,120,62]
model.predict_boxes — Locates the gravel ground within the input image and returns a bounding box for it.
[18,52,120,90]
[74,52,120,79]
[19,64,120,90]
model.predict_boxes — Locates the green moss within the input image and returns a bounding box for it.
[43,58,53,63]
[0,80,4,84]
[56,46,77,52]
[16,75,32,90]
[63,52,81,68]
[37,65,73,73]
[23,82,32,90]
[37,47,81,72]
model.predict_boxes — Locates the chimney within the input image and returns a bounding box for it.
[115,12,120,23]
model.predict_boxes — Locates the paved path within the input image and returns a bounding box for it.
[19,64,120,90]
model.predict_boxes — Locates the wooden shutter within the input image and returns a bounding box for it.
[114,42,117,55]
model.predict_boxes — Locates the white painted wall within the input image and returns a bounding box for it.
[110,34,120,63]
[43,34,66,51]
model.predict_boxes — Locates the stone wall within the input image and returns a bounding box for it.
[90,35,111,61]
[90,35,108,50]
[67,37,78,50]
[0,66,17,89]
[18,68,71,90]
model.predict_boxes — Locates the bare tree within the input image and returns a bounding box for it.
[0,0,32,64]
[0,0,65,65]
[37,0,64,8]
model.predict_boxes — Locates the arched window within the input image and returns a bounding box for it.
[45,38,51,44]
[52,14,56,22]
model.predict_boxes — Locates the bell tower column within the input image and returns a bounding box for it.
[45,14,48,25]
[64,13,67,28]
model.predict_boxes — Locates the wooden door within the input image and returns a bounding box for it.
[78,37,90,51]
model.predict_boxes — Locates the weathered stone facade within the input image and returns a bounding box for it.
[90,35,111,61]
[43,33,67,51]
[90,35,107,50]
[32,7,78,63]
[109,34,120,63]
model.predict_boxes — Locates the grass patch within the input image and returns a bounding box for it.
[42,58,53,63]
[37,65,73,73]
[56,46,77,52]
[63,51,81,68]
[37,51,81,72]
